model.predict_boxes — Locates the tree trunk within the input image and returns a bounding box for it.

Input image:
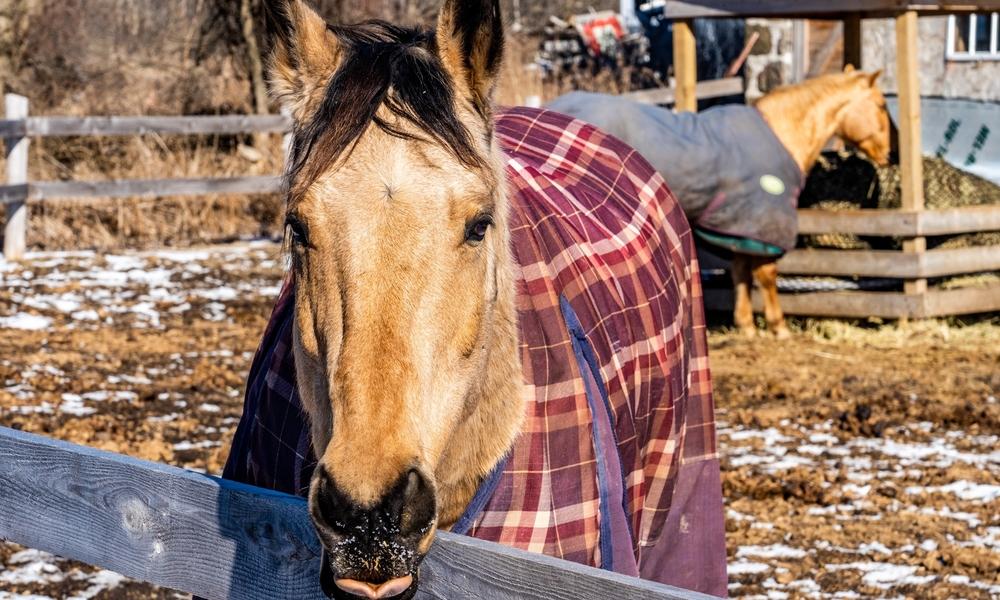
[241,0,268,146]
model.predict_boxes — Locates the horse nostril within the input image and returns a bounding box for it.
[310,466,353,534]
[399,469,435,536]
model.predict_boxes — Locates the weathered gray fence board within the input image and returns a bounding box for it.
[923,284,1000,317]
[0,427,712,600]
[796,206,1000,237]
[0,426,323,600]
[623,77,742,105]
[23,114,292,137]
[704,288,924,319]
[31,176,283,200]
[779,245,1000,279]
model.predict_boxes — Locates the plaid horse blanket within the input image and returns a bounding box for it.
[224,107,727,596]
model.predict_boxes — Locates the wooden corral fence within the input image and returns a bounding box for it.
[0,426,712,600]
[0,96,290,260]
[668,0,1000,319]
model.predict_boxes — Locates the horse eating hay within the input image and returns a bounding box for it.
[548,68,891,337]
[223,0,725,598]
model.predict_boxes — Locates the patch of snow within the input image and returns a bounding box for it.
[0,314,52,331]
[196,287,238,301]
[728,560,771,575]
[66,569,126,600]
[725,427,793,444]
[843,484,871,498]
[905,480,1000,502]
[173,440,220,451]
[857,541,892,556]
[946,574,1000,594]
[59,393,96,416]
[6,402,54,415]
[825,562,936,588]
[737,544,807,559]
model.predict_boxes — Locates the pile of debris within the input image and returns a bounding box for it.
[535,11,659,91]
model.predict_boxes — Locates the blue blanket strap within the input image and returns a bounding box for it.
[450,451,509,536]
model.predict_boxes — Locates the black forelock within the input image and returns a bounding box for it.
[287,20,485,195]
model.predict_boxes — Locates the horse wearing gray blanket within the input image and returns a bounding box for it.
[549,70,891,337]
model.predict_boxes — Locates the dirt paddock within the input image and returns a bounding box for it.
[0,242,997,599]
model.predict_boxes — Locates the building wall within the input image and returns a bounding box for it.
[862,16,1000,101]
[743,18,795,101]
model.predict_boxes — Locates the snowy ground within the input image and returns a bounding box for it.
[719,417,999,598]
[1,243,998,598]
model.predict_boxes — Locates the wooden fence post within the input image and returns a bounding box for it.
[843,13,863,69]
[3,93,29,260]
[895,11,926,301]
[672,19,697,113]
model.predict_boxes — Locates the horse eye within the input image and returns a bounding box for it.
[286,216,308,247]
[465,216,493,245]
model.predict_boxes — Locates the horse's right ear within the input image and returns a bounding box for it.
[264,0,341,122]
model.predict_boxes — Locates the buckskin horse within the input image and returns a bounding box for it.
[223,1,725,598]
[549,67,891,337]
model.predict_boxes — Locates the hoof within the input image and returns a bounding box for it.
[738,326,757,339]
[772,326,791,340]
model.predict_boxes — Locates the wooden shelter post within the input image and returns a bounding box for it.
[843,13,863,69]
[673,19,697,112]
[895,10,927,298]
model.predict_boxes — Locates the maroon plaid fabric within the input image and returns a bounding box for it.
[224,107,726,596]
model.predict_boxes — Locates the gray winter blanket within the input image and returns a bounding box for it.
[547,92,803,254]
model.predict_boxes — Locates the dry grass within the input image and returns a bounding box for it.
[7,134,286,251]
[787,315,1000,350]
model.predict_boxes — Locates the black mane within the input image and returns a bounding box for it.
[288,20,484,193]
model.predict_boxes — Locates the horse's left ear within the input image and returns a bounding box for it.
[264,0,341,122]
[866,69,884,86]
[436,0,504,113]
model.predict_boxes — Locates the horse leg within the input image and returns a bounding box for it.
[751,257,790,339]
[730,253,756,337]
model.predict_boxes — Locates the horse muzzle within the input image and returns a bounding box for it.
[320,553,419,600]
[310,466,436,600]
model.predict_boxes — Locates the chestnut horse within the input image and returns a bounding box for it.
[226,1,725,598]
[550,68,891,337]
[746,67,890,336]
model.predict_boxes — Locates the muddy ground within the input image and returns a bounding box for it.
[0,242,997,599]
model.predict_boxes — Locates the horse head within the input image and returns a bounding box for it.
[263,1,522,597]
[837,66,891,167]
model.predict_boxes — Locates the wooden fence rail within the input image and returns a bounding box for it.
[0,426,711,600]
[0,114,292,138]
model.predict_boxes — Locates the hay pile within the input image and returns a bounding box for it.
[799,151,1000,251]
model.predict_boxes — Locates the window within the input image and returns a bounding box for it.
[946,13,1000,60]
